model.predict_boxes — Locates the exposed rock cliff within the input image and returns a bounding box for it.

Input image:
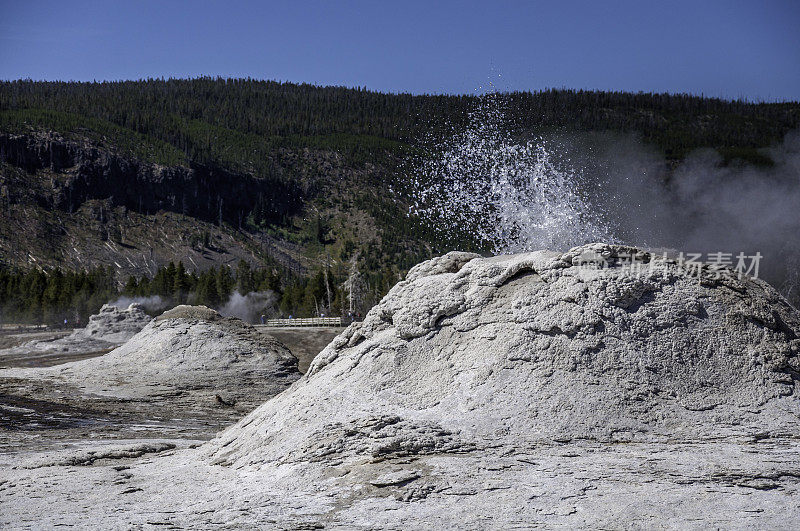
[0,130,410,278]
[0,131,303,227]
[0,132,314,275]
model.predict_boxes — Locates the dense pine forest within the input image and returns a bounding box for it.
[2,77,798,163]
[1,78,799,324]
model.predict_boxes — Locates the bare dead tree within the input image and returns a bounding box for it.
[342,251,362,315]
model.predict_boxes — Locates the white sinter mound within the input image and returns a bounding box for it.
[78,303,153,343]
[0,303,152,357]
[5,305,300,402]
[207,243,800,467]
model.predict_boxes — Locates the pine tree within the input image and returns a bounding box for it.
[216,266,234,301]
[164,262,177,295]
[173,261,191,303]
[235,260,253,294]
[123,275,138,296]
[195,268,220,307]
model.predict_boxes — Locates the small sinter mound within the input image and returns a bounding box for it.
[206,244,800,468]
[0,303,152,357]
[77,303,153,343]
[13,305,301,403]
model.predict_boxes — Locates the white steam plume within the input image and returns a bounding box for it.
[218,291,278,323]
[107,295,167,312]
[407,94,800,304]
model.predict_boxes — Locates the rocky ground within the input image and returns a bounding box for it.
[3,438,798,528]
[0,329,75,363]
[2,245,799,528]
[0,320,339,456]
[0,306,302,455]
[0,324,341,372]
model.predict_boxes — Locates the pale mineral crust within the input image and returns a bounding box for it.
[2,245,799,528]
[207,244,800,468]
[1,305,300,404]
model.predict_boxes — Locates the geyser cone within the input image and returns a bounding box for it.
[205,244,800,468]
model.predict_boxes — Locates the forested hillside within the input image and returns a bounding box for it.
[4,77,797,162]
[1,78,798,323]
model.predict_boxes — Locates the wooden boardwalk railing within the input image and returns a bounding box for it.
[0,323,50,331]
[261,317,344,327]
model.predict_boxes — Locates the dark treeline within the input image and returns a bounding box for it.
[123,260,280,309]
[0,259,400,326]
[2,78,798,165]
[0,266,117,325]
[127,258,399,320]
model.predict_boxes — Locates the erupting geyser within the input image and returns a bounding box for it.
[409,94,616,253]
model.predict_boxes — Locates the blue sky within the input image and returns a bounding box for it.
[1,0,799,100]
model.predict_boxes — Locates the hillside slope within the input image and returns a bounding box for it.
[1,79,798,289]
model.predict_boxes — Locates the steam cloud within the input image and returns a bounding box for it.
[410,95,800,304]
[107,295,168,312]
[586,130,800,302]
[218,291,278,323]
[108,291,279,323]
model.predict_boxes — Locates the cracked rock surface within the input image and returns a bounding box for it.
[209,244,800,468]
[2,245,800,528]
